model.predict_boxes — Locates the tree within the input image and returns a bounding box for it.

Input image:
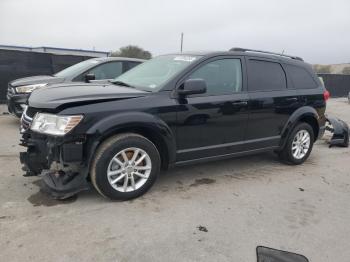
[110,45,152,59]
[313,64,331,74]
[342,66,350,75]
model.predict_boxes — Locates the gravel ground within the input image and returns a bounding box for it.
[0,98,349,262]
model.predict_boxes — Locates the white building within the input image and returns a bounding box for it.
[0,44,109,57]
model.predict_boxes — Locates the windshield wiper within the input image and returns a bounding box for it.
[110,80,152,92]
[111,80,134,88]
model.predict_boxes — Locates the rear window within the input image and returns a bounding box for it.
[285,64,318,89]
[248,60,286,91]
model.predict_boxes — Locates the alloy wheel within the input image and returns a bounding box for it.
[292,130,311,159]
[107,147,152,192]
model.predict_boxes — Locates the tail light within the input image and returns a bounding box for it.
[323,90,330,101]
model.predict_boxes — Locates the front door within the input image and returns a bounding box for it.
[175,57,249,162]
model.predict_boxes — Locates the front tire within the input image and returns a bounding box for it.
[278,122,314,165]
[91,133,161,200]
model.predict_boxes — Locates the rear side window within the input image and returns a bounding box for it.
[285,64,318,89]
[248,60,286,91]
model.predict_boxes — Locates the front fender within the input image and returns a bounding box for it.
[279,106,320,149]
[85,112,176,165]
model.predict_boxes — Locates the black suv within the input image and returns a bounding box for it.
[20,48,328,200]
[7,57,144,117]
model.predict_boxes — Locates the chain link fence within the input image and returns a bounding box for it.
[318,73,350,97]
[0,49,95,103]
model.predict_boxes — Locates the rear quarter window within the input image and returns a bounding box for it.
[285,64,318,89]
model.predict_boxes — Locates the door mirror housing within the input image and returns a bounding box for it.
[178,79,207,96]
[85,73,95,82]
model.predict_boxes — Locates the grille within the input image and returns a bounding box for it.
[21,107,36,131]
[25,107,38,118]
[7,83,15,95]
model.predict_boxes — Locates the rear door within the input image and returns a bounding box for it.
[245,57,298,150]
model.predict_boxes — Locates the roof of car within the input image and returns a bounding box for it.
[92,57,146,62]
[170,49,307,65]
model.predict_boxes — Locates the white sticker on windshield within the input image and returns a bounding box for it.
[174,56,197,62]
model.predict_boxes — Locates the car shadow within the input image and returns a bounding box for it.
[33,151,303,204]
[156,152,285,186]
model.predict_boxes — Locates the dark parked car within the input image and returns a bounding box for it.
[7,57,144,117]
[20,48,328,200]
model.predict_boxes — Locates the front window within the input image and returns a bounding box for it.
[54,59,100,78]
[87,62,123,79]
[113,55,201,91]
[187,58,242,95]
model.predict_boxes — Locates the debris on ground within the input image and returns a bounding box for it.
[325,115,349,148]
[197,226,208,232]
[190,178,215,187]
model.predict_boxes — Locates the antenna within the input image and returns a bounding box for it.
[180,33,184,53]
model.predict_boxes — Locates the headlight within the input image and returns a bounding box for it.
[31,113,83,136]
[16,83,48,93]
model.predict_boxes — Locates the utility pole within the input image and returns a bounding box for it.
[180,32,184,53]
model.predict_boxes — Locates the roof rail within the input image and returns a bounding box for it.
[230,47,304,61]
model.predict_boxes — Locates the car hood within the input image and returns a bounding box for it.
[9,75,65,87]
[28,83,148,110]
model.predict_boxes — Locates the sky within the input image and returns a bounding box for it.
[0,0,349,64]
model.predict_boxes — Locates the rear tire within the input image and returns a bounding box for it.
[91,133,161,200]
[278,122,314,165]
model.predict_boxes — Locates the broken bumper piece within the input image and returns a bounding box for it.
[19,131,90,199]
[20,151,90,199]
[40,170,90,200]
[326,115,349,148]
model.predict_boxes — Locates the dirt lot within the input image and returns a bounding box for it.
[0,98,349,262]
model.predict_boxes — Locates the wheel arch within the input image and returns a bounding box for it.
[85,112,176,170]
[279,106,320,149]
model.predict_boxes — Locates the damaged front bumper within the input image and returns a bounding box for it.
[20,130,90,199]
[325,115,349,148]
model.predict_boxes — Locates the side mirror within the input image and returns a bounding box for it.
[85,73,95,82]
[178,79,207,96]
[257,246,309,262]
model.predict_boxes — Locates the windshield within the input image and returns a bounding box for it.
[113,55,201,91]
[54,59,100,78]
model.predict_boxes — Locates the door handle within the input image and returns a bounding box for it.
[232,101,248,106]
[285,97,298,102]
